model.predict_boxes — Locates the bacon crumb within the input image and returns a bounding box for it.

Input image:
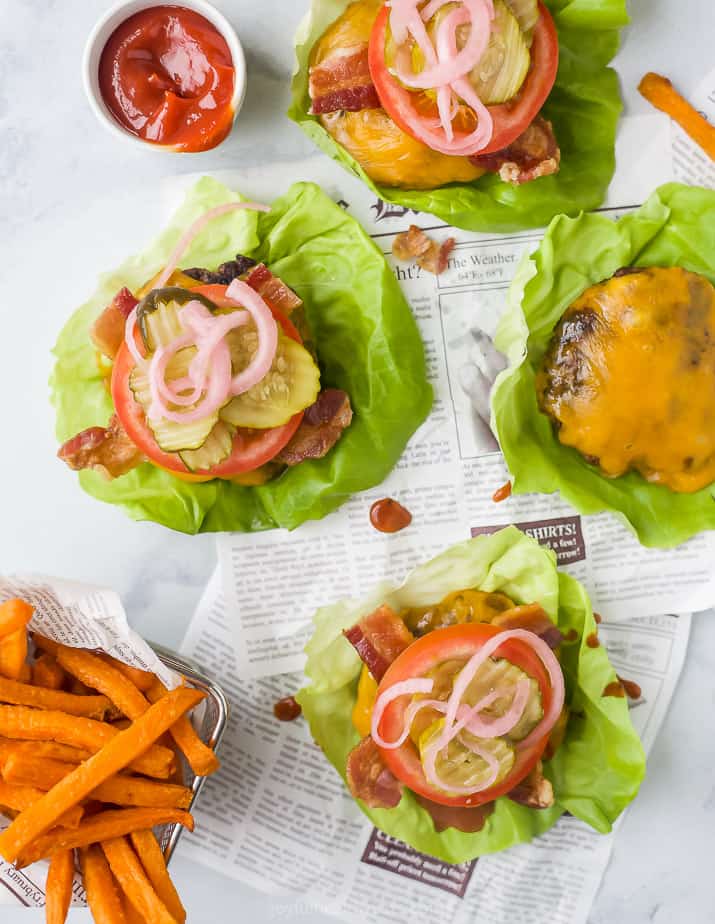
[471,116,560,185]
[58,415,144,480]
[346,736,403,809]
[90,287,139,359]
[392,225,455,275]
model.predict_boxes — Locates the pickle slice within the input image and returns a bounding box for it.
[220,332,321,429]
[179,420,236,473]
[136,287,219,352]
[505,0,538,41]
[467,0,530,104]
[419,719,516,792]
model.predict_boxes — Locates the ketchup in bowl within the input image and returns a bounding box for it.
[98,5,236,152]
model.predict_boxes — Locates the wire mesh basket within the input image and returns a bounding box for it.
[152,643,229,864]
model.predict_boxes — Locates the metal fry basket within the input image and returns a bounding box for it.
[152,643,230,864]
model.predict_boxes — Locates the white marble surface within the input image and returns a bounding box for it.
[1,0,714,920]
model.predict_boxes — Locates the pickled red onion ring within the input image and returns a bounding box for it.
[148,304,249,424]
[124,306,145,367]
[371,678,434,748]
[387,0,496,155]
[437,85,455,141]
[439,629,564,751]
[225,279,279,396]
[462,677,531,738]
[372,626,565,797]
[154,200,271,291]
[422,698,501,795]
[394,0,493,90]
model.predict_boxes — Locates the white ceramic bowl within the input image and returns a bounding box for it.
[82,0,247,152]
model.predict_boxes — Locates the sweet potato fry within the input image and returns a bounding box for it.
[34,638,150,719]
[102,836,178,924]
[81,844,128,924]
[92,777,192,810]
[0,676,111,718]
[0,600,33,639]
[99,654,155,692]
[4,754,192,808]
[32,653,65,691]
[638,72,715,160]
[0,735,17,765]
[45,849,75,924]
[0,629,28,681]
[7,740,92,764]
[0,781,83,829]
[2,754,76,789]
[0,687,203,864]
[0,706,175,779]
[122,895,144,924]
[17,807,194,868]
[147,679,219,777]
[130,830,186,924]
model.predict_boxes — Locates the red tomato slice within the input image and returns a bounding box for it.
[368,2,559,157]
[111,284,304,478]
[375,623,554,807]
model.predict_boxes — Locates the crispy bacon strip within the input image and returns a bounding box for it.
[276,389,353,466]
[245,263,303,315]
[507,760,554,809]
[491,603,563,650]
[414,793,494,833]
[472,115,561,185]
[90,288,139,360]
[309,45,381,114]
[392,226,456,276]
[344,605,413,682]
[58,415,144,480]
[346,736,402,808]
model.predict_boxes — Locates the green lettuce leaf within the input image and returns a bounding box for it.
[492,182,715,548]
[50,177,432,534]
[289,0,627,232]
[297,526,645,862]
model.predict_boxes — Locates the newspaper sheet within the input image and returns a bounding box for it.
[207,112,714,681]
[0,575,182,908]
[177,571,691,924]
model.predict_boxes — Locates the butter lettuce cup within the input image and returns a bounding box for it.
[492,183,715,549]
[297,526,644,862]
[51,178,432,534]
[290,0,628,232]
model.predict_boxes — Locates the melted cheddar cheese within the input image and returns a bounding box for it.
[536,267,715,493]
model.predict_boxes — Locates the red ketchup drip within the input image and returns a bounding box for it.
[563,629,579,642]
[274,696,302,721]
[593,612,602,624]
[369,498,412,533]
[618,675,642,699]
[98,6,235,152]
[586,632,600,648]
[492,481,512,502]
[602,681,625,698]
